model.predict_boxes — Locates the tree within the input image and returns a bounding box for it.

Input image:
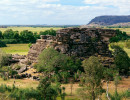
[112,45,130,75]
[108,71,122,100]
[103,68,113,100]
[40,29,56,36]
[113,72,121,93]
[37,77,58,100]
[109,29,130,43]
[81,56,104,100]
[3,29,14,39]
[33,32,40,39]
[36,48,81,82]
[0,31,3,39]
[20,30,36,43]
[13,31,19,40]
[0,40,6,47]
[60,71,70,83]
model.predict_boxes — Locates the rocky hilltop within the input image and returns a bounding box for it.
[27,28,116,67]
[88,15,130,26]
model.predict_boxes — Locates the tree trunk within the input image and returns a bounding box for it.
[115,85,117,93]
[70,84,73,95]
[92,91,95,100]
[106,81,110,100]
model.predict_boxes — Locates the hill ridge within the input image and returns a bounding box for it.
[88,15,130,26]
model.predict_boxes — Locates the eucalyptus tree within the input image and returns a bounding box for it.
[81,56,104,100]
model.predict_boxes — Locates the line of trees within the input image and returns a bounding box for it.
[0,29,56,44]
[109,29,130,43]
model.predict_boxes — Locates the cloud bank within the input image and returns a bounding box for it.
[0,0,129,25]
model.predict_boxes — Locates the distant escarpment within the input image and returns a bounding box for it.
[88,15,130,26]
[27,28,116,67]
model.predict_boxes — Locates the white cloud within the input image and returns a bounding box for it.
[84,0,130,9]
[0,0,129,25]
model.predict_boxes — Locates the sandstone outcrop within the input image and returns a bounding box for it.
[27,28,116,67]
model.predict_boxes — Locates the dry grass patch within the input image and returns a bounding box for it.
[0,78,38,89]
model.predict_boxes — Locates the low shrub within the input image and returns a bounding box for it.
[0,50,12,67]
[28,43,32,48]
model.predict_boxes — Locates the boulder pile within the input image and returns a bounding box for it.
[27,28,116,67]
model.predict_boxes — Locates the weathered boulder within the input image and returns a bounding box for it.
[17,66,27,73]
[12,54,26,61]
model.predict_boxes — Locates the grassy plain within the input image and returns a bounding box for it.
[1,44,29,55]
[0,27,62,33]
[0,77,129,100]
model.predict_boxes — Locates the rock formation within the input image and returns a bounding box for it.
[27,28,116,67]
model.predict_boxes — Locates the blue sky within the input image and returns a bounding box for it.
[0,0,129,25]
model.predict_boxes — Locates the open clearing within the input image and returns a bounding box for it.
[1,44,29,55]
[0,77,129,100]
[0,27,62,33]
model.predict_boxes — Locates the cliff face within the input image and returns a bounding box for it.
[27,28,116,67]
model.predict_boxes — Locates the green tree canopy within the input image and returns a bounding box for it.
[0,40,6,47]
[35,48,81,83]
[109,29,130,43]
[82,56,104,100]
[20,30,36,43]
[40,29,56,36]
[3,29,14,39]
[112,45,130,75]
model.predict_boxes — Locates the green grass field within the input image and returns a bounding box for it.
[110,28,130,35]
[1,44,29,55]
[0,27,62,33]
